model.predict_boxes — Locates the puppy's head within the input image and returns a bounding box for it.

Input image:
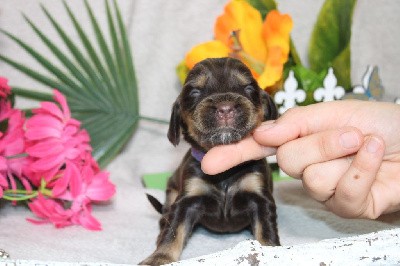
[168,57,277,150]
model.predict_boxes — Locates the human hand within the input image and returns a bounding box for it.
[201,100,400,219]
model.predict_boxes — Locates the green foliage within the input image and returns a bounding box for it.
[176,60,189,85]
[0,0,139,168]
[247,0,277,19]
[308,0,357,89]
[290,65,328,105]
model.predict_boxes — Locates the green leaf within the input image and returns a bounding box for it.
[176,60,189,85]
[308,0,357,89]
[291,65,327,105]
[332,44,351,90]
[0,0,139,168]
[247,0,277,19]
[11,87,54,102]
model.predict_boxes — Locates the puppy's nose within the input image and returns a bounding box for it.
[216,103,236,124]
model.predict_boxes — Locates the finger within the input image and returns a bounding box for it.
[201,136,276,175]
[325,136,385,218]
[302,158,351,202]
[276,127,363,178]
[253,101,364,147]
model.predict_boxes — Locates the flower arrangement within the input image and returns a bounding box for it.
[0,78,115,230]
[182,0,293,91]
[177,0,357,103]
[0,0,143,168]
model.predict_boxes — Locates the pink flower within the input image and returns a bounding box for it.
[27,194,74,228]
[0,86,115,231]
[27,193,103,231]
[0,154,9,198]
[24,90,91,183]
[0,77,11,98]
[0,110,27,177]
[0,109,30,195]
[69,158,115,201]
[0,99,12,121]
[27,193,104,231]
[70,197,102,230]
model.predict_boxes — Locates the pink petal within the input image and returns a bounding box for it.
[27,195,73,228]
[28,195,52,219]
[86,172,116,201]
[0,172,8,187]
[75,206,102,231]
[39,102,64,121]
[0,157,7,171]
[30,153,65,172]
[53,90,71,120]
[25,127,61,140]
[68,162,82,198]
[26,140,63,157]
[64,148,82,160]
[26,115,63,131]
[51,171,70,198]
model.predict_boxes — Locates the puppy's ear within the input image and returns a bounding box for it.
[261,90,278,121]
[167,100,181,146]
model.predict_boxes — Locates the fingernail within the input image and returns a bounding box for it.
[366,136,381,154]
[340,131,360,149]
[255,120,276,132]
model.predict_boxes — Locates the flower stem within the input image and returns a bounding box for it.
[3,190,38,201]
[2,186,52,201]
[5,153,28,160]
[139,116,169,124]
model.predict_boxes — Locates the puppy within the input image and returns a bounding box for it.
[140,57,279,265]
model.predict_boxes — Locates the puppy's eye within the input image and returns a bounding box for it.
[244,85,255,94]
[190,89,201,98]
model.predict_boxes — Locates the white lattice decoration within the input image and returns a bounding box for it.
[270,66,391,176]
[314,68,345,102]
[274,71,306,114]
[274,67,362,115]
[271,67,358,176]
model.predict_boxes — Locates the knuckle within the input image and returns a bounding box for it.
[281,107,299,119]
[303,166,335,202]
[317,134,334,161]
[302,166,323,193]
[350,157,374,176]
[276,147,301,178]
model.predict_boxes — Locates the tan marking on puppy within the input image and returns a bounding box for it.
[158,224,186,261]
[231,69,251,85]
[239,172,264,196]
[190,73,208,88]
[253,220,269,245]
[166,189,179,207]
[145,224,187,264]
[185,177,213,197]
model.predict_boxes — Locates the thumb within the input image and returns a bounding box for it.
[325,135,385,218]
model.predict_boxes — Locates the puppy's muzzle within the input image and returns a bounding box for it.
[192,92,256,148]
[215,101,238,127]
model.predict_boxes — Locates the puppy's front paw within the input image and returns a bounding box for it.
[139,253,175,266]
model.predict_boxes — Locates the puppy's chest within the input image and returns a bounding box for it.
[184,171,265,199]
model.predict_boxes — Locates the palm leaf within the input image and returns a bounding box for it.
[0,0,142,167]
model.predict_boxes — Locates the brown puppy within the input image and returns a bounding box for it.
[140,57,279,265]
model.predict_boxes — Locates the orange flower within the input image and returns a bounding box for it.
[185,0,293,90]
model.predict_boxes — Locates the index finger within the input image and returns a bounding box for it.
[201,136,276,175]
[253,101,363,147]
